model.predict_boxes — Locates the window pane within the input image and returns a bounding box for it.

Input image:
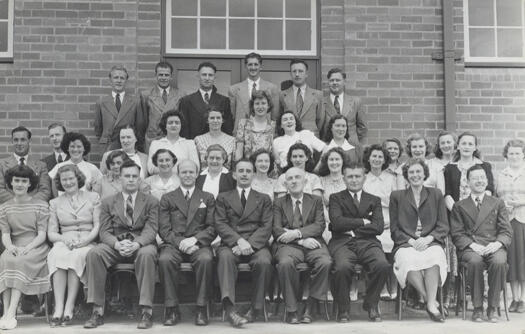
[258,0,283,17]
[468,0,494,26]
[0,0,8,20]
[201,0,226,16]
[497,28,523,57]
[286,20,310,50]
[230,0,254,17]
[171,0,197,16]
[469,28,495,57]
[201,19,226,48]
[171,18,197,49]
[0,22,7,52]
[496,0,521,26]
[229,19,254,49]
[286,0,310,19]
[258,20,282,50]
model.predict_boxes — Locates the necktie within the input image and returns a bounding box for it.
[57,154,63,163]
[251,82,257,99]
[204,92,210,104]
[162,89,168,104]
[293,200,302,228]
[475,196,481,211]
[19,157,25,166]
[115,93,121,112]
[126,194,133,225]
[334,95,341,114]
[241,189,247,209]
[296,88,303,115]
[353,192,360,208]
[185,190,190,201]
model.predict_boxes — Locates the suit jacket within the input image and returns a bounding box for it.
[179,86,233,139]
[389,187,449,254]
[158,187,215,248]
[444,161,495,201]
[273,193,325,243]
[228,78,280,132]
[450,195,512,251]
[328,190,384,254]
[279,86,325,137]
[321,94,367,145]
[48,190,100,235]
[41,153,69,172]
[0,156,51,204]
[141,86,185,142]
[94,92,145,150]
[215,189,273,250]
[99,191,158,247]
[195,172,236,195]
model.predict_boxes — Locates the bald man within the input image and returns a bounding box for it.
[158,160,216,326]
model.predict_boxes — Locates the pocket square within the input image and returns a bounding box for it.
[198,201,207,208]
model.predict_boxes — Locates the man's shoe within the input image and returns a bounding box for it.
[301,301,315,323]
[471,307,484,322]
[509,300,518,312]
[285,311,300,324]
[244,308,259,323]
[49,317,61,327]
[363,303,381,322]
[486,307,499,323]
[227,311,248,328]
[84,311,104,329]
[516,300,525,313]
[337,311,350,323]
[195,309,208,326]
[137,312,153,329]
[163,307,180,326]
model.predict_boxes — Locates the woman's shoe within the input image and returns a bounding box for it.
[438,304,449,318]
[426,307,445,323]
[509,300,518,312]
[49,317,61,327]
[1,317,17,330]
[60,315,72,326]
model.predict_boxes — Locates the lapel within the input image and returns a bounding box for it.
[419,187,429,208]
[150,87,180,111]
[191,90,209,114]
[300,87,315,117]
[132,192,147,224]
[114,93,134,126]
[240,190,259,221]
[323,95,337,118]
[173,188,189,218]
[301,194,314,224]
[187,188,202,224]
[406,188,418,211]
[229,190,244,218]
[473,196,496,232]
[283,88,295,112]
[114,193,128,226]
[238,80,251,105]
[102,95,119,120]
[341,94,353,118]
[63,192,89,217]
[283,195,294,227]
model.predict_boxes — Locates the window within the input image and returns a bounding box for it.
[165,0,317,56]
[464,0,525,66]
[0,0,13,61]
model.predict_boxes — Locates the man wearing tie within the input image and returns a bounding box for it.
[42,123,68,171]
[321,68,367,145]
[94,65,144,151]
[0,126,51,204]
[450,164,512,323]
[228,52,280,132]
[273,167,332,324]
[214,159,273,327]
[328,163,391,322]
[279,59,325,137]
[84,160,158,329]
[179,62,233,139]
[158,160,216,326]
[141,62,185,152]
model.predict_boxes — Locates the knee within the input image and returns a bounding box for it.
[158,253,172,267]
[277,256,295,270]
[196,250,214,266]
[218,249,235,264]
[316,256,333,271]
[86,246,104,261]
[136,246,157,262]
[333,260,352,274]
[377,261,392,274]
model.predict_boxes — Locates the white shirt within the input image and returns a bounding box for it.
[14,154,28,164]
[112,91,125,103]
[330,93,344,109]
[54,152,67,163]
[158,86,170,96]
[180,185,195,200]
[273,130,326,168]
[348,189,362,203]
[201,167,229,199]
[247,78,260,98]
[471,193,485,206]
[147,137,200,175]
[199,88,212,102]
[122,191,138,209]
[327,139,354,151]
[292,84,306,104]
[291,195,304,214]
[237,186,251,200]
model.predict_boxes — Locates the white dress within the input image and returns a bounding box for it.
[272,130,326,168]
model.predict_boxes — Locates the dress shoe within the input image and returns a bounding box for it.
[364,305,382,322]
[517,300,525,313]
[486,307,499,323]
[471,307,484,322]
[163,307,180,326]
[84,311,104,329]
[0,317,17,330]
[509,300,518,312]
[227,311,248,328]
[285,311,300,324]
[244,308,259,323]
[301,300,315,323]
[439,304,449,318]
[60,315,73,326]
[337,311,350,323]
[195,309,208,326]
[426,307,445,323]
[137,312,153,329]
[49,317,61,327]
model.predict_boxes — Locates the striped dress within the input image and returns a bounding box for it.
[0,199,50,294]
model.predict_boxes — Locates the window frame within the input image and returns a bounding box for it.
[163,0,319,58]
[0,0,14,62]
[463,0,525,67]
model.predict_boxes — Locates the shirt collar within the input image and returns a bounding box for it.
[14,154,28,163]
[158,86,170,95]
[328,139,354,151]
[180,185,195,197]
[199,88,212,99]
[348,189,363,201]
[247,77,260,86]
[122,191,138,203]
[201,167,229,175]
[55,151,66,160]
[293,84,307,95]
[291,194,304,206]
[330,92,344,101]
[471,192,485,204]
[238,186,251,198]
[112,91,125,99]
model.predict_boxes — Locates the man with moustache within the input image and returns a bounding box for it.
[42,123,68,171]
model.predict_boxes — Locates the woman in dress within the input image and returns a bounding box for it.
[147,109,200,175]
[195,107,236,170]
[93,150,130,199]
[47,164,100,326]
[272,111,326,171]
[496,139,525,313]
[249,149,277,201]
[0,166,50,330]
[390,158,449,322]
[195,144,236,199]
[143,149,181,201]
[382,138,404,178]
[234,90,276,161]
[49,132,103,197]
[321,114,361,164]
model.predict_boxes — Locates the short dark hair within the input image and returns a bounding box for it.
[402,157,430,181]
[233,158,254,171]
[290,59,308,70]
[382,138,403,157]
[159,109,186,136]
[244,52,262,64]
[453,131,482,161]
[108,65,129,79]
[323,114,350,142]
[406,133,431,158]
[318,147,348,177]
[286,142,314,172]
[362,144,391,172]
[151,148,177,168]
[277,111,302,136]
[60,132,91,156]
[119,125,138,146]
[155,61,173,74]
[343,162,366,176]
[248,90,273,117]
[198,61,217,73]
[249,148,275,175]
[47,123,67,134]
[54,164,86,192]
[503,139,525,158]
[466,164,486,180]
[11,126,32,139]
[5,165,40,192]
[120,159,141,174]
[434,130,457,159]
[105,150,130,170]
[327,68,346,80]
[206,144,229,166]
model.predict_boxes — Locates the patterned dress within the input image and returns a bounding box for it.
[235,118,275,158]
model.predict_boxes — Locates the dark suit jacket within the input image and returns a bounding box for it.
[450,195,512,251]
[158,187,216,248]
[141,86,185,142]
[195,172,236,195]
[328,190,384,254]
[321,94,367,145]
[215,189,273,250]
[444,161,494,201]
[179,86,233,139]
[273,193,325,243]
[99,192,158,247]
[0,156,51,204]
[279,86,325,137]
[41,153,69,173]
[389,187,449,254]
[94,92,145,150]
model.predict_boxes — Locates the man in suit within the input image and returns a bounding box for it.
[158,159,216,326]
[273,167,332,324]
[214,159,273,327]
[0,126,51,204]
[179,62,233,139]
[41,123,68,171]
[142,61,185,152]
[321,68,367,145]
[279,59,325,137]
[229,52,280,133]
[450,164,513,323]
[328,163,391,322]
[94,65,145,151]
[84,160,158,329]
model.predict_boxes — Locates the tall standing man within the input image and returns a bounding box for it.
[42,123,68,172]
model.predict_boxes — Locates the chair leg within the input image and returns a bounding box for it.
[462,267,467,321]
[455,274,461,316]
[439,277,444,319]
[222,307,226,322]
[397,283,402,321]
[333,301,338,321]
[323,299,330,321]
[503,284,509,321]
[44,293,49,323]
[263,299,269,322]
